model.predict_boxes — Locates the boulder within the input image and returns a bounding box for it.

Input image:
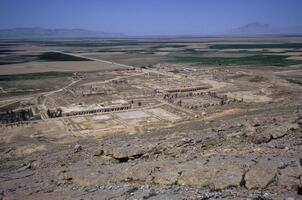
[245,161,278,189]
[116,162,157,183]
[254,125,289,144]
[254,132,271,144]
[271,126,288,139]
[210,163,243,190]
[277,166,301,190]
[102,143,155,161]
[177,162,214,188]
[153,162,181,185]
[178,160,243,189]
[73,144,82,153]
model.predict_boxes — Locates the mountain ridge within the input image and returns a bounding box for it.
[0,27,126,39]
[229,22,302,35]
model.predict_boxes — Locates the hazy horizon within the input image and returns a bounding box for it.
[1,0,302,36]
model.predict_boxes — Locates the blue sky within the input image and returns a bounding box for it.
[0,0,301,35]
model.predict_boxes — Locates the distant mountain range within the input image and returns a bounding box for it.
[229,22,302,35]
[0,25,302,39]
[0,27,126,39]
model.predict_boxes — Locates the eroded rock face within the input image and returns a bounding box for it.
[152,162,181,185]
[1,107,302,199]
[177,160,213,188]
[253,124,294,144]
[117,162,157,183]
[98,135,204,162]
[178,160,244,190]
[245,161,278,189]
[278,166,302,190]
[209,163,244,190]
[64,159,246,190]
[101,143,155,161]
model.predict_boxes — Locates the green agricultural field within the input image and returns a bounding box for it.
[174,54,302,67]
[209,43,302,49]
[0,54,36,65]
[0,71,72,81]
[37,40,144,47]
[151,44,187,49]
[0,49,19,54]
[37,52,90,61]
[0,52,90,65]
[184,49,208,55]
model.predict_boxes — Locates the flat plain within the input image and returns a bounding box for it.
[0,37,302,199]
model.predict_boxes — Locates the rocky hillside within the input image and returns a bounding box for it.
[1,103,302,199]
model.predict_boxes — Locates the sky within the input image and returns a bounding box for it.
[0,0,302,35]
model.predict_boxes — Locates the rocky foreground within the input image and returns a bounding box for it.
[1,104,302,199]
